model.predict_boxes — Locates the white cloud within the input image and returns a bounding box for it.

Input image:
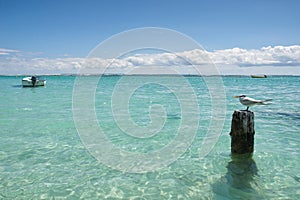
[0,48,20,55]
[209,45,300,66]
[0,45,300,75]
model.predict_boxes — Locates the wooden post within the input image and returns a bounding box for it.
[230,110,255,154]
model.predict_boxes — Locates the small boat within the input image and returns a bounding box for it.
[22,76,46,87]
[250,75,267,78]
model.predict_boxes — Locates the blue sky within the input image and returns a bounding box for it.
[1,0,300,75]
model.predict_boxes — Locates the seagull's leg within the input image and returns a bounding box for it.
[241,107,249,111]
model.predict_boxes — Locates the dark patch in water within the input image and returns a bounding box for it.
[167,114,181,119]
[259,111,300,120]
[292,175,300,182]
[275,112,300,120]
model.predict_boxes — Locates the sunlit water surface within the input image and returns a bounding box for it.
[0,75,299,199]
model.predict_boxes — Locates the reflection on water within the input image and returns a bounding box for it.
[212,154,265,199]
[12,84,23,88]
[226,154,258,189]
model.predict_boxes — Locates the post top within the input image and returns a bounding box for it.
[234,110,254,114]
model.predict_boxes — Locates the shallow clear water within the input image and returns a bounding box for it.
[0,75,299,199]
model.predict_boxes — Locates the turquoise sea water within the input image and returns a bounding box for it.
[0,75,299,199]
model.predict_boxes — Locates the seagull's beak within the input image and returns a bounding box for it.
[233,96,239,98]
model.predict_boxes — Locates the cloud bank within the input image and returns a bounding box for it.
[1,45,300,75]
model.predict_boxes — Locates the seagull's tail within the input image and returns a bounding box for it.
[261,99,272,105]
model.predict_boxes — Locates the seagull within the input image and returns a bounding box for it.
[234,95,272,111]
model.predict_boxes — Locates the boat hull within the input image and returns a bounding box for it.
[22,77,46,87]
[251,75,267,78]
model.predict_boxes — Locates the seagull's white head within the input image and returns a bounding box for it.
[233,95,246,99]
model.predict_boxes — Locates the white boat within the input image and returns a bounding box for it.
[22,76,46,87]
[250,75,267,78]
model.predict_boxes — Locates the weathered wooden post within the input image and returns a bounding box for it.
[229,110,255,154]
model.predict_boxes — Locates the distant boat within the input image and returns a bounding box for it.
[22,76,46,87]
[250,75,267,78]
